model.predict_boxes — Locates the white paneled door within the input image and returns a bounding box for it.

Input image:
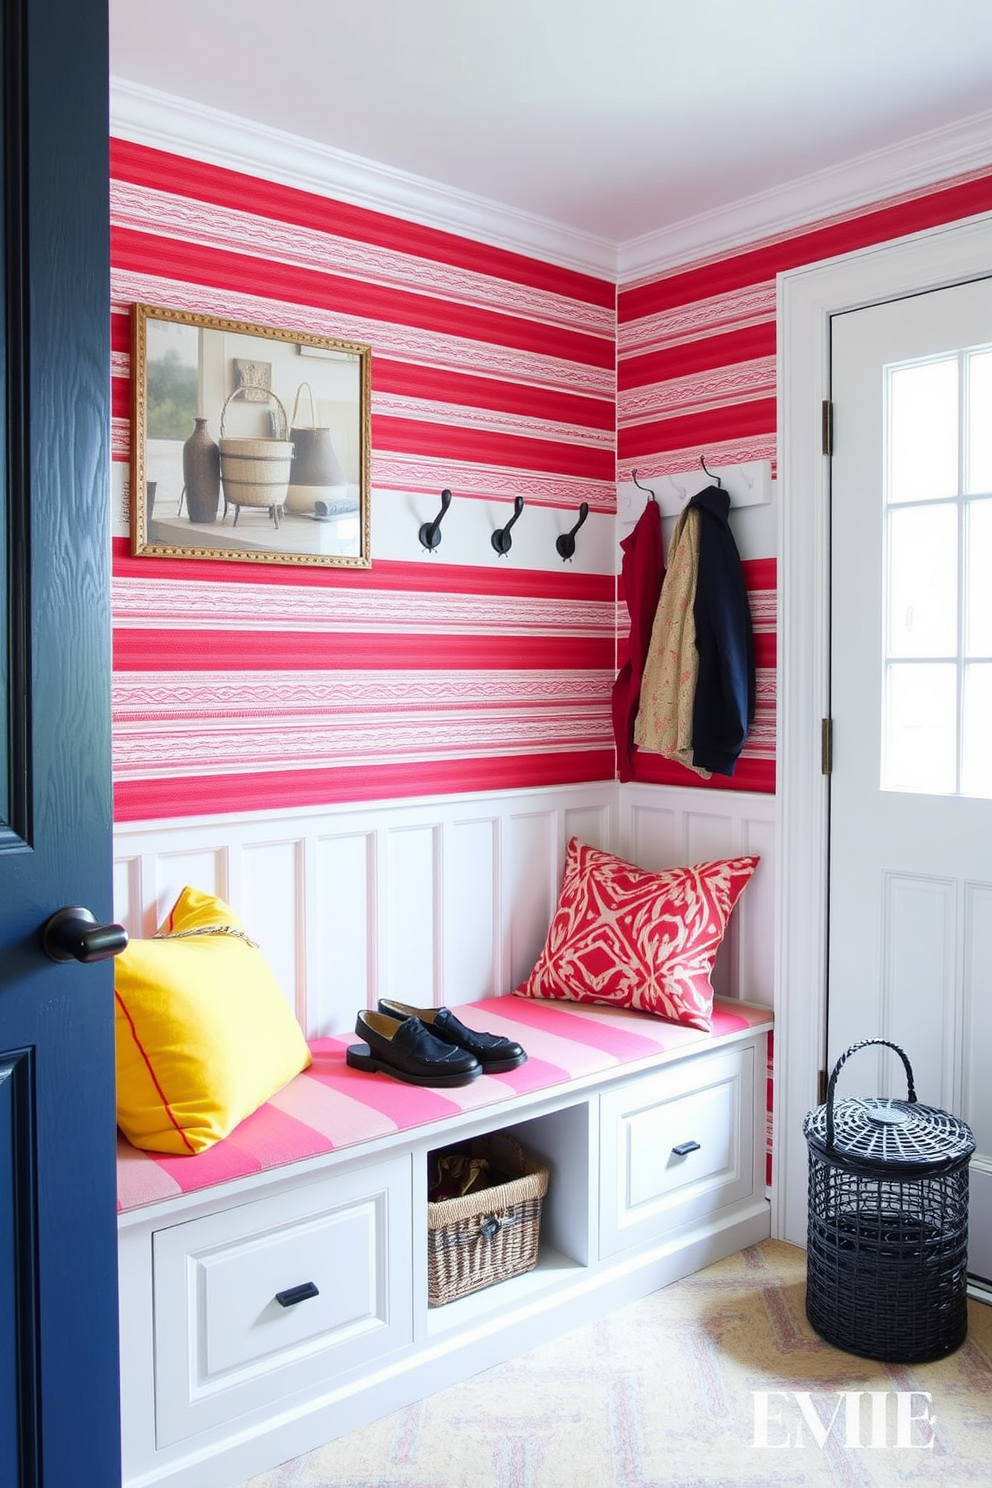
[829,278,992,1280]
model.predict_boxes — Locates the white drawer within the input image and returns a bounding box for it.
[599,1046,754,1258]
[152,1153,413,1447]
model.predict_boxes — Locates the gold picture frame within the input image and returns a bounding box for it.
[131,303,372,569]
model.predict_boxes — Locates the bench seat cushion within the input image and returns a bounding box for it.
[117,994,772,1214]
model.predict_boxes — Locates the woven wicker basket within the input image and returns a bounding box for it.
[427,1133,549,1307]
[218,386,294,522]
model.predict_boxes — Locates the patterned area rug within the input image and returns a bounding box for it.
[239,1240,992,1488]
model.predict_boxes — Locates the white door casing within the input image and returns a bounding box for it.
[775,210,992,1249]
[828,280,992,1278]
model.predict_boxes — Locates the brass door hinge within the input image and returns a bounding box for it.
[817,1068,828,1105]
[822,399,833,456]
[821,717,833,775]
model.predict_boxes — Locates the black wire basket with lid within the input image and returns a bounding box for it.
[803,1038,975,1362]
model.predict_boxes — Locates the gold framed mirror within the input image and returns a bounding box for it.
[130,304,372,569]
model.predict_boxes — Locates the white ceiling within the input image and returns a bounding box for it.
[110,0,992,248]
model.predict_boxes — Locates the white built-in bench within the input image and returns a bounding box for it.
[117,992,773,1488]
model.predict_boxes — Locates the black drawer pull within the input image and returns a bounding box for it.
[672,1140,701,1157]
[275,1281,320,1308]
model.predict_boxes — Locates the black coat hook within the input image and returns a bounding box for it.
[699,456,722,488]
[631,469,657,502]
[418,488,452,551]
[492,495,524,556]
[555,501,589,562]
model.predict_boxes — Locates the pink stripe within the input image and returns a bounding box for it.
[499,995,675,1060]
[504,995,754,1052]
[513,999,715,1053]
[461,1014,619,1078]
[306,1038,465,1129]
[485,1056,571,1095]
[306,1036,571,1114]
[149,1104,332,1194]
[269,1070,400,1146]
[221,1102,337,1168]
[116,1136,182,1212]
[147,1135,263,1192]
[710,1008,752,1036]
[417,1056,573,1111]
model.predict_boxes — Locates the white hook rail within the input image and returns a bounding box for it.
[618,458,773,529]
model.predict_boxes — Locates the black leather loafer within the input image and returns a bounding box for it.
[346,1010,482,1086]
[377,999,527,1073]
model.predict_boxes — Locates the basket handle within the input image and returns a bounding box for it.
[825,1038,917,1151]
[220,385,289,439]
[289,382,318,430]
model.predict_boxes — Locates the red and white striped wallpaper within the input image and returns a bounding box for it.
[109,140,617,821]
[618,163,992,796]
[110,136,992,823]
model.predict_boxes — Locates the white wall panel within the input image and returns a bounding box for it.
[443,817,498,1006]
[684,809,734,868]
[153,849,227,930]
[507,811,559,992]
[627,803,678,871]
[688,809,738,999]
[562,803,612,854]
[241,839,301,1019]
[711,915,736,1000]
[113,784,620,1038]
[740,814,776,1004]
[618,785,776,1007]
[113,782,773,1037]
[114,855,140,936]
[314,832,375,1032]
[384,826,438,1009]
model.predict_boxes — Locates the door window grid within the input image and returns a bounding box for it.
[882,347,992,797]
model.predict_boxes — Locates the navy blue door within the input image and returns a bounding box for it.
[0,1,120,1484]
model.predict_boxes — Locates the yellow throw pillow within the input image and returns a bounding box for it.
[114,886,311,1155]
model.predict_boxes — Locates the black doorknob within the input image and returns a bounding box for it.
[41,907,129,964]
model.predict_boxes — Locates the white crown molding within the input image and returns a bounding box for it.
[111,78,992,291]
[109,77,619,281]
[618,108,992,285]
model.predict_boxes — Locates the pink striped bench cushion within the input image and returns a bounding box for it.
[116,995,773,1214]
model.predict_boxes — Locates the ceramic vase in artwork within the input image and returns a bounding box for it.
[182,417,221,523]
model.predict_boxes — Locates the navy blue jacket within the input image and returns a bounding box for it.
[689,486,755,776]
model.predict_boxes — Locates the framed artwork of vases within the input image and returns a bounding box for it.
[130,303,372,568]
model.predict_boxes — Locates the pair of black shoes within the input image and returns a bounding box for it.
[346,999,527,1087]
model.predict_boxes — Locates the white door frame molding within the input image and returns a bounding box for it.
[774,208,992,1247]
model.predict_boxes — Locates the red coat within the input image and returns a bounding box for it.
[611,499,664,781]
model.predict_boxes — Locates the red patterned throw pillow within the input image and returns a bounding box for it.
[516,838,759,1031]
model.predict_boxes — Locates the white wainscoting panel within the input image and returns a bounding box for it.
[113,781,775,1041]
[314,830,374,1035]
[617,784,776,1007]
[114,785,616,1039]
[241,837,302,1022]
[444,816,498,1006]
[384,824,439,1010]
[739,811,777,1010]
[506,809,562,996]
